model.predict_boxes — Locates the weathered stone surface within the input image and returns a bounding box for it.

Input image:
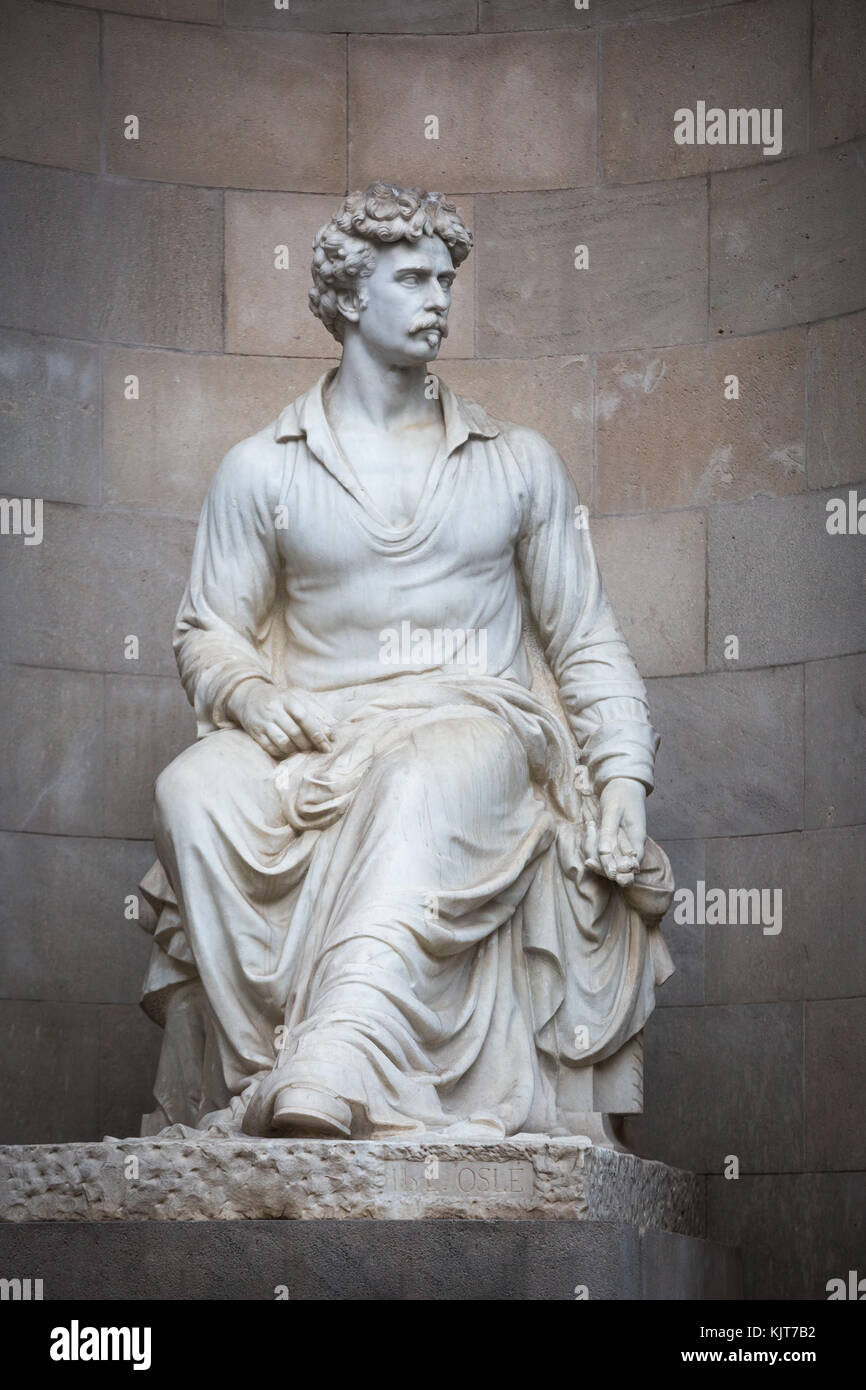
[592,510,706,677]
[57,0,220,19]
[225,191,363,357]
[710,142,866,336]
[481,0,742,26]
[805,654,866,830]
[641,1226,741,1300]
[0,329,100,506]
[228,0,476,30]
[0,832,155,1002]
[98,1006,164,1142]
[478,180,707,356]
[0,1218,743,1301]
[655,838,706,1008]
[349,33,596,194]
[104,350,339,513]
[105,676,196,839]
[0,1136,703,1232]
[436,357,592,499]
[597,330,806,513]
[806,998,866,1172]
[644,667,804,840]
[707,492,866,669]
[480,0,593,27]
[0,0,99,173]
[0,1000,100,1145]
[708,1171,866,1300]
[100,515,196,677]
[807,309,866,488]
[0,998,162,1147]
[0,161,222,349]
[0,667,103,836]
[226,191,475,359]
[812,0,866,149]
[705,827,866,1005]
[623,1003,805,1174]
[105,16,345,191]
[601,0,808,183]
[0,507,195,676]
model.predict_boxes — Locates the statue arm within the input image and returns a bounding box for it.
[512,426,658,796]
[173,434,283,736]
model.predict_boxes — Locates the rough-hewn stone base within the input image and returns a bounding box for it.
[0,1137,703,1233]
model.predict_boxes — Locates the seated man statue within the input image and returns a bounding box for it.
[137,181,674,1143]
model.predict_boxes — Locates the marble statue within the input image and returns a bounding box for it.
[137,181,674,1145]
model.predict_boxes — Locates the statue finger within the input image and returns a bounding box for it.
[613,850,638,882]
[631,832,647,866]
[263,719,303,755]
[581,819,600,871]
[287,689,332,728]
[256,731,285,761]
[598,849,619,880]
[616,827,641,871]
[284,697,332,752]
[269,711,311,751]
[597,796,621,844]
[597,829,619,858]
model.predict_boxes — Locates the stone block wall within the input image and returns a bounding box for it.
[1,0,863,1299]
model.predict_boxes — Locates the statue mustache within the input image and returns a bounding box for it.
[410,315,449,338]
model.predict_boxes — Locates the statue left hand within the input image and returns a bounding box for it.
[583,777,647,886]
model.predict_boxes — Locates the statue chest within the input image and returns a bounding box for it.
[278,447,520,585]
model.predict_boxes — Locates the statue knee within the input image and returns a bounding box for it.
[440,713,519,771]
[154,746,208,829]
[379,714,523,803]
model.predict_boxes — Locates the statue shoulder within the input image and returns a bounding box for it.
[442,383,561,471]
[210,421,286,500]
[497,420,560,460]
[495,420,570,484]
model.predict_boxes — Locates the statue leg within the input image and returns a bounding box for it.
[153,727,306,1101]
[258,710,555,1139]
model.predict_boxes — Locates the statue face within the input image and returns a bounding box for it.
[355,233,455,366]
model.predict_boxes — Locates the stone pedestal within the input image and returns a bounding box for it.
[1,1136,698,1226]
[0,1218,740,1301]
[0,1138,740,1299]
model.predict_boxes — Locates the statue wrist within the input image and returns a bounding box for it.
[226,675,271,723]
[600,776,647,799]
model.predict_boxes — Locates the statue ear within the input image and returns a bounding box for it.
[335,287,362,327]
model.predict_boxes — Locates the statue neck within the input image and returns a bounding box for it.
[326,337,437,433]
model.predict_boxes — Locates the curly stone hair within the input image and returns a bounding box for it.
[309,182,473,343]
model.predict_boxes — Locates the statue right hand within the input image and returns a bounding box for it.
[226,679,334,759]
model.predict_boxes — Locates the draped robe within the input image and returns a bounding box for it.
[138,371,674,1139]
